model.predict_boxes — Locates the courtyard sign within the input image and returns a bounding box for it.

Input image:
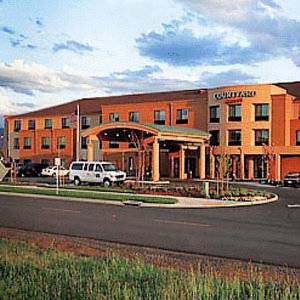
[213,90,256,101]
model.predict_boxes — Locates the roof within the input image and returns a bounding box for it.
[275,81,300,98]
[83,122,210,139]
[143,123,210,137]
[6,89,207,119]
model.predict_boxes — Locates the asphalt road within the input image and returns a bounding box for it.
[0,184,299,268]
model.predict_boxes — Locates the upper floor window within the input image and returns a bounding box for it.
[154,110,166,125]
[81,137,88,149]
[129,112,139,123]
[44,119,52,129]
[176,109,188,124]
[109,141,120,149]
[28,120,35,130]
[23,137,32,149]
[209,106,220,123]
[58,136,66,149]
[62,117,70,128]
[228,104,241,122]
[228,130,241,146]
[296,131,300,146]
[255,104,269,121]
[14,120,21,132]
[254,129,269,146]
[109,112,120,122]
[209,130,220,146]
[81,116,91,129]
[99,112,103,125]
[13,137,20,150]
[41,137,50,149]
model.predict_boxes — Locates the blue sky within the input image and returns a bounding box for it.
[1,0,300,116]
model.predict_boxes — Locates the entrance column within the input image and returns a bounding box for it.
[179,145,186,180]
[275,154,281,181]
[87,135,97,161]
[198,143,206,179]
[248,158,254,179]
[239,148,244,180]
[152,138,160,182]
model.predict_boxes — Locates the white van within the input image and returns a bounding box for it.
[69,161,126,187]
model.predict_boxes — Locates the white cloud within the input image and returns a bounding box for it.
[0,59,200,98]
[0,94,20,115]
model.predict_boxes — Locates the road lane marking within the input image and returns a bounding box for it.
[41,207,81,214]
[287,204,300,208]
[154,219,211,227]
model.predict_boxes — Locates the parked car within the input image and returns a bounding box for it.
[18,163,49,177]
[41,166,69,177]
[69,161,126,186]
[283,172,300,187]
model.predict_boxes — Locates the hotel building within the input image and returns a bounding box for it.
[4,82,300,181]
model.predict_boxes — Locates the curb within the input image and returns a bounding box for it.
[140,194,279,208]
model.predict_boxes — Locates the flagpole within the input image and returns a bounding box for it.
[76,103,80,161]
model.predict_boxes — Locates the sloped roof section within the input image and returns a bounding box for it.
[82,121,210,139]
[144,123,210,137]
[6,89,207,118]
[275,81,300,98]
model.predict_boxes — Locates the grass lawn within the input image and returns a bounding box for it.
[0,185,176,204]
[0,238,299,300]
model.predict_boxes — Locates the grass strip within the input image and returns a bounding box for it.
[0,185,176,204]
[0,238,299,300]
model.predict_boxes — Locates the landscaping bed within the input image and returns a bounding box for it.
[128,184,273,202]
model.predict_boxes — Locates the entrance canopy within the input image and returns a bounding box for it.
[82,122,210,144]
[82,122,210,181]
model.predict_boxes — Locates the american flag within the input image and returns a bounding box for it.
[70,107,78,127]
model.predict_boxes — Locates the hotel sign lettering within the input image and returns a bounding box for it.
[213,90,256,101]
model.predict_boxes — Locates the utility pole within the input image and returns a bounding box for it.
[76,103,80,161]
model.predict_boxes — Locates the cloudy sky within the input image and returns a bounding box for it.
[1,0,300,116]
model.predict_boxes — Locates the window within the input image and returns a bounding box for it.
[255,104,269,121]
[255,129,269,146]
[154,110,166,125]
[44,119,52,129]
[128,142,136,148]
[88,163,95,171]
[296,131,300,145]
[13,137,20,149]
[23,137,32,149]
[41,137,50,149]
[209,130,220,146]
[109,112,120,122]
[41,159,49,165]
[228,130,241,146]
[58,136,66,149]
[129,112,139,123]
[176,109,188,124]
[99,112,102,125]
[228,104,241,121]
[209,106,220,123]
[28,120,35,130]
[62,117,70,128]
[71,163,84,170]
[81,137,88,149]
[24,159,31,165]
[14,120,21,132]
[81,116,91,129]
[109,141,119,148]
[95,164,102,172]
